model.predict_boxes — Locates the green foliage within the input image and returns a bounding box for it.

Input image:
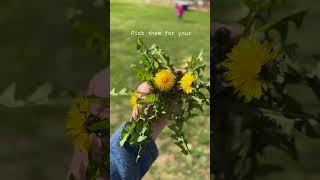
[139,94,157,104]
[213,0,320,179]
[66,0,108,66]
[65,1,109,179]
[0,82,52,107]
[116,39,210,161]
[66,97,109,179]
[168,116,190,155]
[109,2,210,177]
[0,83,25,107]
[110,88,129,96]
[87,119,109,132]
[257,9,308,40]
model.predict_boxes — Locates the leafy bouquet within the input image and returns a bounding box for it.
[112,39,210,161]
[213,0,320,179]
[66,0,109,179]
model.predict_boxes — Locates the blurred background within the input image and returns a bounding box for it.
[0,0,105,179]
[110,0,210,179]
[213,0,320,179]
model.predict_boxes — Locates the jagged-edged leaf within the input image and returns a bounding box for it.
[197,50,204,62]
[137,38,145,52]
[87,120,109,132]
[110,88,128,96]
[168,121,190,155]
[136,145,143,162]
[140,54,150,68]
[137,126,148,143]
[260,108,295,135]
[110,88,116,96]
[26,82,52,105]
[0,83,24,107]
[257,9,308,40]
[118,88,127,95]
[139,94,157,104]
[191,64,206,74]
[120,122,136,147]
[175,142,189,155]
[137,135,148,143]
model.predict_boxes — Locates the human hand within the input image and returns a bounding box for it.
[131,69,185,140]
[131,82,167,140]
[68,68,109,180]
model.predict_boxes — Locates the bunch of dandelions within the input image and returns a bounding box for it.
[66,96,109,179]
[213,1,320,179]
[113,39,210,161]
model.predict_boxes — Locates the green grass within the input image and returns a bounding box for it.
[110,1,210,179]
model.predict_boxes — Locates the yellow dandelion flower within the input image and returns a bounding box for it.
[66,97,90,151]
[154,69,176,92]
[130,92,139,110]
[222,36,277,102]
[180,74,196,94]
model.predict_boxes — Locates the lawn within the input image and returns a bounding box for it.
[214,0,320,179]
[110,0,210,179]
